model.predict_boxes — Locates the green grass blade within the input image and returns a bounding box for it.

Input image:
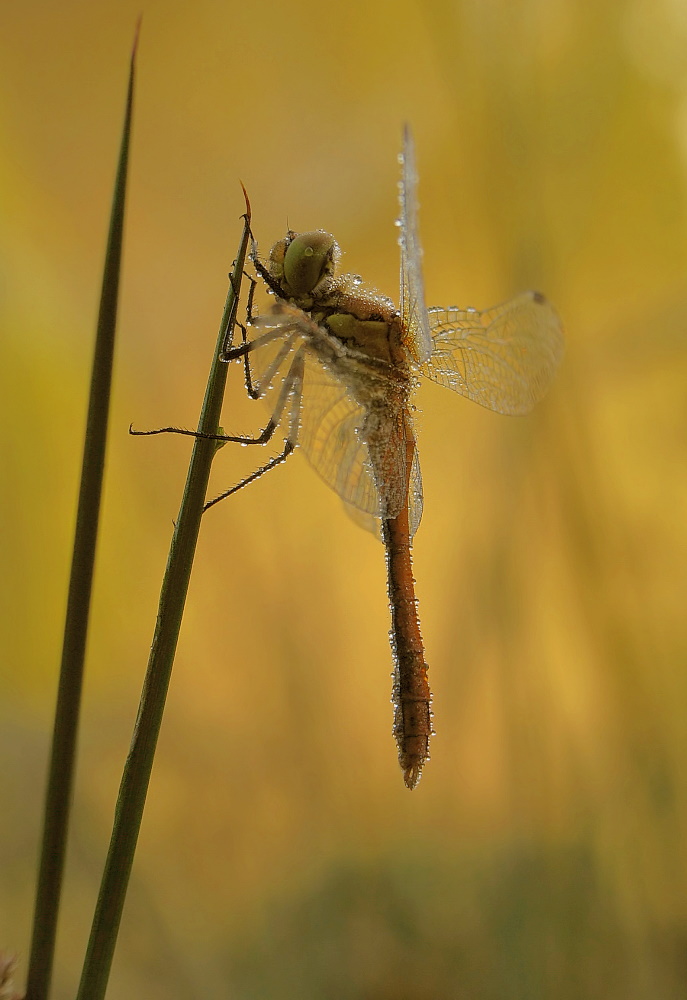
[24,25,140,1000]
[75,196,252,1000]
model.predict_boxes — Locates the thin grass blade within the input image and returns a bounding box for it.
[25,23,140,1000]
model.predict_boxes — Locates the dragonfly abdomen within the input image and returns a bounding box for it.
[382,513,432,790]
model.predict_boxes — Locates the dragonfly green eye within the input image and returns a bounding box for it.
[283,231,338,295]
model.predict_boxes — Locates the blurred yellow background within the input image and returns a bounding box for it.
[2,0,687,997]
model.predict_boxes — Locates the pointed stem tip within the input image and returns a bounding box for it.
[239,181,252,222]
[131,14,142,62]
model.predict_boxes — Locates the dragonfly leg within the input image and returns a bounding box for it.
[222,329,299,407]
[203,348,304,511]
[202,438,296,511]
[129,419,278,447]
[250,242,283,297]
[232,277,264,401]
[220,271,257,361]
[130,331,298,446]
[131,346,303,511]
[240,275,260,396]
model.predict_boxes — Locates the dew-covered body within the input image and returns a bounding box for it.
[220,128,563,788]
[246,230,432,786]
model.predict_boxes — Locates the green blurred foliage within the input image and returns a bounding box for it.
[2,0,687,996]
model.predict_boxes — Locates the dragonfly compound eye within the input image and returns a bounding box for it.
[283,231,338,295]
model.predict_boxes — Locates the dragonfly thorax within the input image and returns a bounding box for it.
[256,229,410,370]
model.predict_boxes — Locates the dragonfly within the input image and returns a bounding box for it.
[140,127,563,788]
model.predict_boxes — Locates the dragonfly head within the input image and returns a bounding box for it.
[269,230,340,298]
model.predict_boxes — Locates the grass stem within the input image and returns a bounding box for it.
[75,195,252,1000]
[25,26,139,1000]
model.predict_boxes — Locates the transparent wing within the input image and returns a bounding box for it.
[244,307,307,393]
[345,442,422,540]
[407,445,423,539]
[301,357,419,530]
[399,125,433,365]
[421,291,564,415]
[299,357,382,519]
[250,304,411,531]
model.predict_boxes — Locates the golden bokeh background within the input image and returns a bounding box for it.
[2,0,687,997]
